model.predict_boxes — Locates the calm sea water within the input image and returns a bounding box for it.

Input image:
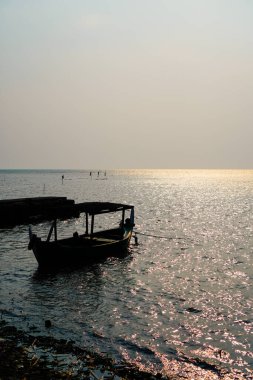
[0,169,252,377]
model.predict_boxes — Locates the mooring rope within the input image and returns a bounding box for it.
[134,231,184,240]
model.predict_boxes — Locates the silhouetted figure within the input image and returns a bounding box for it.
[124,218,135,231]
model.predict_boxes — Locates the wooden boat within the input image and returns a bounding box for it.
[28,202,135,268]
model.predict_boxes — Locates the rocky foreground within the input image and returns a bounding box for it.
[0,320,251,380]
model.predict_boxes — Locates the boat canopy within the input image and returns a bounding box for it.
[29,201,135,244]
[75,202,134,215]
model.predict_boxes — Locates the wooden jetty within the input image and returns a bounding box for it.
[0,197,79,228]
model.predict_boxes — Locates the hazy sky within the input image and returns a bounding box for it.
[1,0,253,169]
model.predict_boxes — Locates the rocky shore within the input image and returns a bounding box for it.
[0,320,167,379]
[0,320,251,379]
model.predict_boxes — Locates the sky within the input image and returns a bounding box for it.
[1,0,253,169]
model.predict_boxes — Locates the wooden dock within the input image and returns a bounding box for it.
[0,197,80,228]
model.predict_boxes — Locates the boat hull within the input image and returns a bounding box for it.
[30,229,133,268]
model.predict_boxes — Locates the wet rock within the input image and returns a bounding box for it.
[45,320,52,328]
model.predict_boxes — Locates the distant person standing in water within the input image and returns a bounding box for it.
[62,175,64,184]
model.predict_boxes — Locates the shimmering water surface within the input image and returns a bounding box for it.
[0,169,252,376]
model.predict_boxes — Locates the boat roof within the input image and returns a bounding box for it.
[75,202,134,215]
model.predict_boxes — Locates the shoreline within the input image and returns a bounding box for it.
[0,320,165,379]
[0,320,250,379]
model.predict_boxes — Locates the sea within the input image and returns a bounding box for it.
[0,169,252,378]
